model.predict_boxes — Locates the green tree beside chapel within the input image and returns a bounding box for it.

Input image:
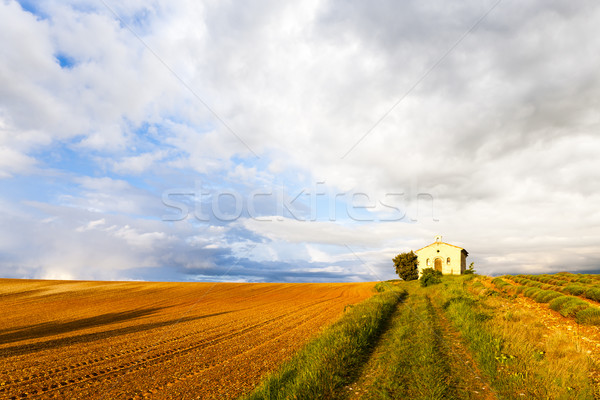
[393,251,419,281]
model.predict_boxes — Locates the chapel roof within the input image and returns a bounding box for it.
[415,241,467,254]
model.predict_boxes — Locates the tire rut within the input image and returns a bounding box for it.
[430,299,498,400]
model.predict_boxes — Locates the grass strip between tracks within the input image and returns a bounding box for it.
[241,287,406,400]
[361,289,453,400]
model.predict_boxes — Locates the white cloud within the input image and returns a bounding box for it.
[1,0,600,280]
[113,225,168,249]
[63,176,161,216]
[240,217,392,247]
[75,218,106,232]
[0,145,37,178]
[111,150,168,174]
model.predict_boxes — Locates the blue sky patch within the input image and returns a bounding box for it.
[16,0,48,19]
[55,53,76,69]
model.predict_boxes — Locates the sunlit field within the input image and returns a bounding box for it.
[0,279,373,399]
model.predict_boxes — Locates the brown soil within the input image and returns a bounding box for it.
[493,277,600,352]
[0,279,374,399]
[486,277,600,398]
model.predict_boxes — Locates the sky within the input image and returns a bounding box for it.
[1,0,599,282]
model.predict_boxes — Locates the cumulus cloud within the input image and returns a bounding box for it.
[0,145,37,178]
[1,0,599,281]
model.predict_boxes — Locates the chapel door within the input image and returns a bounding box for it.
[434,258,442,272]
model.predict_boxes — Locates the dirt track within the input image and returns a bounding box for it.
[0,279,374,399]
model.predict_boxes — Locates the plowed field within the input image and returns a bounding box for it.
[0,279,375,399]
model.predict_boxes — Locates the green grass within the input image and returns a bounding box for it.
[438,288,499,383]
[514,275,600,325]
[362,289,452,400]
[523,286,541,298]
[531,290,564,303]
[506,275,600,326]
[242,287,406,400]
[563,284,586,296]
[374,281,393,292]
[435,277,593,399]
[575,307,600,325]
[583,287,600,302]
[242,275,599,399]
[491,277,514,291]
[549,296,590,317]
